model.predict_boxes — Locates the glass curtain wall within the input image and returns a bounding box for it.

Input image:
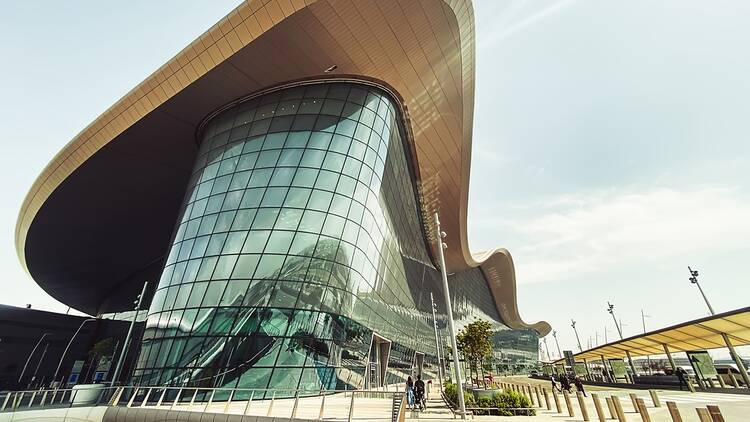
[131,81,537,394]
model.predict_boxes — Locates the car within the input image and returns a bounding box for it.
[716,364,747,386]
[529,370,539,377]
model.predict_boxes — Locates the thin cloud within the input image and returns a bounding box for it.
[478,0,580,49]
[475,186,750,284]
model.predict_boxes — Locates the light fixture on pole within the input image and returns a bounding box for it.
[571,319,583,352]
[606,302,623,339]
[110,281,148,387]
[607,302,637,378]
[542,336,552,361]
[434,212,466,419]
[688,266,715,315]
[687,266,750,387]
[552,330,562,358]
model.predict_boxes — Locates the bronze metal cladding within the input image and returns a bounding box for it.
[16,0,549,335]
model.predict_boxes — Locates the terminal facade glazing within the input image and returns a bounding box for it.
[132,82,537,393]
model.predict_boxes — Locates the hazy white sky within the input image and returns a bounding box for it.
[1,0,749,358]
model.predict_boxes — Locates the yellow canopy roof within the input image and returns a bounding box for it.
[555,307,750,362]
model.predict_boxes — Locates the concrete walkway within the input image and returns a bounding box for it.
[496,376,747,421]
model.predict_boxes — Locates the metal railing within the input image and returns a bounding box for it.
[0,385,402,421]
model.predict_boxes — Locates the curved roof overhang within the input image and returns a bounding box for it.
[16,0,549,335]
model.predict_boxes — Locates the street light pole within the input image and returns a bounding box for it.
[110,281,148,387]
[607,302,623,339]
[688,267,715,315]
[642,309,652,374]
[688,267,750,388]
[434,213,465,418]
[607,302,637,379]
[571,319,583,352]
[52,318,97,386]
[543,337,552,361]
[18,332,51,384]
[552,330,562,358]
[430,292,444,389]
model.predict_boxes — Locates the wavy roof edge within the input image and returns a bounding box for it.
[15,0,549,336]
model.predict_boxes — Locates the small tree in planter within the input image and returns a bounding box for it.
[456,320,493,387]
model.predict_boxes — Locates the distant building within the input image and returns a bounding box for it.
[0,305,132,390]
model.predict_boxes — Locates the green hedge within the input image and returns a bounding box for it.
[443,383,535,416]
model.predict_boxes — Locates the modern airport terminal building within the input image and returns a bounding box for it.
[14,0,549,391]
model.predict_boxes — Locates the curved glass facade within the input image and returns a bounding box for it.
[132,82,537,392]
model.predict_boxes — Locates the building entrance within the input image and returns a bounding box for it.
[366,334,391,389]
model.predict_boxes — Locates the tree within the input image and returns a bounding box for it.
[86,338,115,382]
[456,320,494,384]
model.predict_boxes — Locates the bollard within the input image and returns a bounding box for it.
[706,405,725,422]
[635,398,651,422]
[527,385,536,406]
[629,393,640,413]
[576,392,590,421]
[606,397,617,420]
[612,396,627,422]
[592,394,606,422]
[563,390,575,417]
[542,388,551,410]
[534,387,542,408]
[696,408,712,422]
[666,401,682,422]
[648,390,660,408]
[552,389,562,413]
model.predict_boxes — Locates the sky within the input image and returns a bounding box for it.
[1,1,749,359]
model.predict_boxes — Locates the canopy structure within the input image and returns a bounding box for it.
[14,0,550,336]
[556,306,750,362]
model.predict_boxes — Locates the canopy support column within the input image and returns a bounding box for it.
[662,344,677,371]
[722,333,750,388]
[625,351,637,382]
[600,355,610,383]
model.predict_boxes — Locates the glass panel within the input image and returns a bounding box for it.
[134,82,538,396]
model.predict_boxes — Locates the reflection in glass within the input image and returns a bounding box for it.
[132,82,538,393]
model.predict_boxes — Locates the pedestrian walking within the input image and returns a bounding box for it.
[406,376,415,409]
[414,375,426,411]
[550,374,562,392]
[573,376,586,397]
[560,374,572,393]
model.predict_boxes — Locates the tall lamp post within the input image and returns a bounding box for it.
[434,213,465,418]
[688,267,750,388]
[543,337,552,361]
[18,332,51,385]
[688,267,715,314]
[641,309,652,374]
[607,302,637,379]
[53,318,97,386]
[552,331,562,358]
[110,281,148,387]
[571,319,583,352]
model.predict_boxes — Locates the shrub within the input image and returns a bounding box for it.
[492,390,535,416]
[474,396,493,415]
[444,384,535,416]
[443,383,475,409]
